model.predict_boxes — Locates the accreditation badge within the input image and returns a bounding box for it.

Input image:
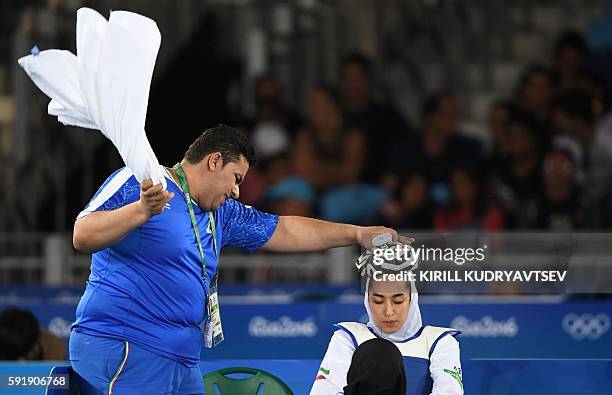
[203,281,224,348]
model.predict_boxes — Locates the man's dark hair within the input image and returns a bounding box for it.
[553,89,595,124]
[341,52,372,76]
[0,308,41,360]
[555,30,588,57]
[184,124,257,167]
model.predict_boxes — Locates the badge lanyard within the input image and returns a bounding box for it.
[173,163,224,348]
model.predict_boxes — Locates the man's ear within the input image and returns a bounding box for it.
[207,152,223,171]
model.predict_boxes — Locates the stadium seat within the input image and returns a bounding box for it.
[203,366,293,395]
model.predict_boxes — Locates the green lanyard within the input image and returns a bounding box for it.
[173,164,218,281]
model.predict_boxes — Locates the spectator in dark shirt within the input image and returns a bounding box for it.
[514,64,556,138]
[386,92,482,206]
[294,84,366,191]
[340,52,411,183]
[526,148,586,231]
[553,30,589,90]
[552,88,612,204]
[486,101,516,166]
[492,111,544,227]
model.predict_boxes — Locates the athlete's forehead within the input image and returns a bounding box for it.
[368,279,410,294]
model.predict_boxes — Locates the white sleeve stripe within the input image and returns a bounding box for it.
[77,167,134,219]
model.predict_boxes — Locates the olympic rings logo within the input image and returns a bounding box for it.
[562,313,610,340]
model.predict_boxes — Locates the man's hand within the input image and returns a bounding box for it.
[138,179,174,217]
[356,226,415,250]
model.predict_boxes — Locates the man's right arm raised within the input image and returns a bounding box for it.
[73,180,174,253]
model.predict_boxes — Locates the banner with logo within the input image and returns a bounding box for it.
[1,298,610,360]
[201,298,612,359]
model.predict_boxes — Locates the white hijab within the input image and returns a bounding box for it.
[18,7,166,189]
[364,278,423,342]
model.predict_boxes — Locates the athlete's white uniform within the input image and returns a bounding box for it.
[310,283,463,395]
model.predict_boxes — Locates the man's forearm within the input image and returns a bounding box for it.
[263,216,360,252]
[73,201,151,253]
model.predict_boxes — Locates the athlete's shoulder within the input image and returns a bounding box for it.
[422,325,461,338]
[423,325,461,357]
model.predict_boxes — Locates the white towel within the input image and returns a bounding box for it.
[18,7,167,189]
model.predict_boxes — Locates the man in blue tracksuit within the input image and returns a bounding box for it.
[70,124,410,394]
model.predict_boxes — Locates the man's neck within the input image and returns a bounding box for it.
[171,161,206,209]
[167,160,192,189]
[166,166,180,186]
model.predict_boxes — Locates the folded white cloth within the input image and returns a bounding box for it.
[18,7,166,189]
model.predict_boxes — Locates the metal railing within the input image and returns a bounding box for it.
[1,232,611,291]
[0,232,360,285]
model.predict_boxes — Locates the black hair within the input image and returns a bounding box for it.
[0,308,41,360]
[345,338,406,394]
[552,89,595,124]
[554,30,588,57]
[341,52,373,75]
[184,124,257,167]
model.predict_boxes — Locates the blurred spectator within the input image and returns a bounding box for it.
[340,52,411,183]
[249,74,302,138]
[524,149,586,230]
[492,111,544,227]
[377,173,434,230]
[0,307,66,361]
[294,84,388,225]
[239,121,292,205]
[575,71,612,121]
[385,92,482,206]
[264,177,315,217]
[553,30,588,90]
[552,88,612,204]
[241,121,316,218]
[514,64,556,136]
[294,84,366,191]
[434,166,504,231]
[487,101,516,163]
